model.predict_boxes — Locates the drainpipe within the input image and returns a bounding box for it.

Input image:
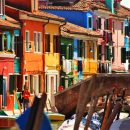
[59,21,67,86]
[42,19,49,93]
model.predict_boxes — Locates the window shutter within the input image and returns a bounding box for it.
[68,44,73,60]
[105,46,110,60]
[128,51,130,63]
[53,35,56,53]
[45,34,50,52]
[112,46,115,62]
[97,45,102,60]
[93,15,97,30]
[109,18,112,31]
[97,17,101,29]
[53,35,60,53]
[78,40,83,57]
[0,76,3,94]
[0,34,2,51]
[61,43,66,59]
[88,17,92,28]
[121,47,126,63]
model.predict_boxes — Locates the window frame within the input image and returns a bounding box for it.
[38,32,42,52]
[25,30,30,52]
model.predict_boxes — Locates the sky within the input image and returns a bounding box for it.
[121,0,130,8]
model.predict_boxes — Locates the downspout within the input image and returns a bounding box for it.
[42,19,50,93]
[59,21,67,86]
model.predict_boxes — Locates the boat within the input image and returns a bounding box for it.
[0,116,16,128]
[0,110,16,129]
[58,113,101,130]
[46,111,65,121]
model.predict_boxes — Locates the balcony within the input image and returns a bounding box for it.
[14,57,21,73]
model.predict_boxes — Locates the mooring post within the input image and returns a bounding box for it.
[84,97,98,130]
[100,91,114,130]
[104,103,122,130]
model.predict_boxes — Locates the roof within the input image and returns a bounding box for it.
[0,18,20,29]
[39,0,110,12]
[116,5,130,17]
[61,22,101,38]
[6,5,65,21]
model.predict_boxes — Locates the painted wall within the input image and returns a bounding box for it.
[21,19,44,91]
[112,19,125,70]
[44,10,86,28]
[45,23,60,68]
[0,58,14,75]
[21,20,44,73]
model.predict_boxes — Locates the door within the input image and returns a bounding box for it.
[3,78,7,106]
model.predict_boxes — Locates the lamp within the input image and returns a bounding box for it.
[89,47,93,53]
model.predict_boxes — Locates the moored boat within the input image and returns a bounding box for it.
[46,112,65,121]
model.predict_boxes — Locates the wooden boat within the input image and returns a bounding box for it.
[47,112,65,121]
[0,116,16,128]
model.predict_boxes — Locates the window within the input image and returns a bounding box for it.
[88,17,92,28]
[121,47,126,63]
[34,32,42,52]
[45,34,50,52]
[104,19,109,30]
[113,21,115,33]
[34,32,37,52]
[0,0,4,15]
[38,32,42,52]
[121,22,124,34]
[39,75,42,93]
[30,75,33,94]
[25,31,30,51]
[97,17,101,29]
[53,35,60,53]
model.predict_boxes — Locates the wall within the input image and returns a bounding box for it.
[45,23,60,67]
[0,58,14,75]
[44,10,86,27]
[112,19,125,70]
[21,20,44,73]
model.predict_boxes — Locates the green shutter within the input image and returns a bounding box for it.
[128,51,130,63]
[97,45,102,60]
[78,40,83,57]
[61,43,67,59]
[67,44,73,60]
[121,48,126,63]
[0,76,3,94]
[112,47,114,62]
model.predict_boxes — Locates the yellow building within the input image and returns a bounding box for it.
[44,20,64,106]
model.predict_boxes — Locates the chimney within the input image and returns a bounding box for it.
[31,0,38,12]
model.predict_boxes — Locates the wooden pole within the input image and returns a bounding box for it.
[104,103,122,130]
[84,97,98,130]
[33,93,47,130]
[100,94,109,126]
[116,88,126,120]
[100,93,114,130]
